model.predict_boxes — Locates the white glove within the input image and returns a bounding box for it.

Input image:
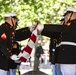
[37,23,44,34]
[29,24,36,32]
[15,60,21,63]
[10,54,19,61]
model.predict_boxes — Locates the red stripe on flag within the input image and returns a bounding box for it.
[19,57,27,62]
[22,45,32,54]
[29,34,36,43]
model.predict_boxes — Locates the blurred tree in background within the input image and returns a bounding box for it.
[0,0,76,45]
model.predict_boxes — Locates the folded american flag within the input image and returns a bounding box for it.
[18,22,39,62]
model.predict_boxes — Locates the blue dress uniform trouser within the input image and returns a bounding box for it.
[51,64,56,75]
[51,64,62,75]
[7,69,16,75]
[60,64,76,75]
[0,69,8,75]
[55,64,62,75]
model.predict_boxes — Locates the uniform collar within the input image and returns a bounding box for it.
[70,19,76,25]
[5,22,13,28]
[67,19,76,26]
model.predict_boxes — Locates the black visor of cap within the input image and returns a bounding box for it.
[60,18,64,21]
[12,16,19,21]
[63,11,73,16]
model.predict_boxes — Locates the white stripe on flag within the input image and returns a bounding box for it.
[22,51,30,59]
[32,29,37,36]
[18,52,23,57]
[27,40,35,49]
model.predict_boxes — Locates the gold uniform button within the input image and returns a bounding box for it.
[59,41,61,43]
[60,35,62,37]
[63,49,64,50]
[61,32,62,34]
[2,54,4,56]
[9,51,11,53]
[12,40,14,42]
[6,48,9,50]
[11,37,13,39]
[59,38,61,39]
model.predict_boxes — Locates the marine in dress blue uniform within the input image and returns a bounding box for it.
[0,12,34,75]
[40,7,76,75]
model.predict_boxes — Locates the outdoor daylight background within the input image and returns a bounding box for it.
[0,0,76,75]
[0,0,76,44]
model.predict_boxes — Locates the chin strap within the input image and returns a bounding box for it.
[10,17,16,32]
[66,12,73,23]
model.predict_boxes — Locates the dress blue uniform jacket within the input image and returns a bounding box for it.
[41,20,76,64]
[0,22,31,70]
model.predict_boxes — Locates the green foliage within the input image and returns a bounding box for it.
[0,0,76,27]
[0,0,76,44]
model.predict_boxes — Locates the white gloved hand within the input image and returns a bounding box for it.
[37,23,44,34]
[29,24,36,32]
[15,60,21,63]
[10,54,19,61]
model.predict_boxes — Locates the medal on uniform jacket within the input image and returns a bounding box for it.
[13,43,17,49]
[1,33,7,40]
[66,22,71,26]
